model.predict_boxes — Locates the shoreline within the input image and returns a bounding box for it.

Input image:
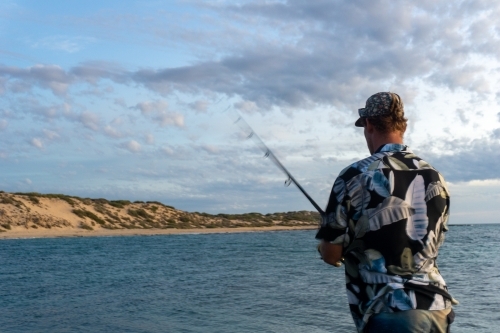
[0,225,318,240]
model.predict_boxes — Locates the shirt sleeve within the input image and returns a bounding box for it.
[315,175,349,244]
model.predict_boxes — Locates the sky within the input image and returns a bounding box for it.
[1,0,499,224]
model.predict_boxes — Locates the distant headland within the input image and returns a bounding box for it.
[0,191,319,239]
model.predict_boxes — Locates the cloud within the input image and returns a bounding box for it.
[144,133,155,144]
[153,112,184,127]
[421,134,500,182]
[114,98,127,107]
[188,100,209,113]
[0,64,72,95]
[133,100,184,127]
[0,119,7,130]
[30,35,97,53]
[2,0,500,216]
[103,125,122,138]
[78,111,100,131]
[30,138,43,149]
[234,100,258,113]
[121,140,141,153]
[134,100,169,115]
[1,2,499,113]
[43,129,60,140]
[457,109,468,124]
[201,144,220,154]
[70,61,126,84]
[162,146,175,156]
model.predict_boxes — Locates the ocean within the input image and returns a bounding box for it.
[0,224,498,333]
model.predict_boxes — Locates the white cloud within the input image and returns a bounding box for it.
[153,112,184,127]
[133,100,184,127]
[31,35,97,53]
[78,111,100,131]
[134,100,169,115]
[43,129,60,140]
[103,125,122,138]
[162,146,175,156]
[234,100,258,113]
[201,144,220,154]
[30,138,43,149]
[123,140,141,153]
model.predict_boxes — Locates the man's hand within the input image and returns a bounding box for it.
[317,240,344,267]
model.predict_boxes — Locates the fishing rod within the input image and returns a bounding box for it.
[231,110,325,217]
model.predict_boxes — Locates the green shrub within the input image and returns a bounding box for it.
[48,194,75,207]
[0,197,15,205]
[109,200,131,208]
[105,211,122,222]
[179,215,191,223]
[127,209,153,219]
[80,224,93,230]
[28,196,40,204]
[72,209,106,225]
[93,198,109,205]
[146,201,164,206]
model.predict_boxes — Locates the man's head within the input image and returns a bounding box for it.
[355,92,407,133]
[355,92,408,153]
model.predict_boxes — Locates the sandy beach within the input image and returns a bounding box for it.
[0,225,317,239]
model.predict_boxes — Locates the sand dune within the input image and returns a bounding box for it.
[0,192,319,239]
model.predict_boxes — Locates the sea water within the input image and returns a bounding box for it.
[0,224,498,333]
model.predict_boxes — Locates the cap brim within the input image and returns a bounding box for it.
[354,117,364,127]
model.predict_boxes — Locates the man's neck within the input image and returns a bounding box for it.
[369,132,404,154]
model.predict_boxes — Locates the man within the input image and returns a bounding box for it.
[316,92,457,333]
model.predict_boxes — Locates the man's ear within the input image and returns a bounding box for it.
[365,118,374,133]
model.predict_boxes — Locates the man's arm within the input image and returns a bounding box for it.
[318,240,343,267]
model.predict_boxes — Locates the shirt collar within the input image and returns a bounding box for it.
[374,143,411,154]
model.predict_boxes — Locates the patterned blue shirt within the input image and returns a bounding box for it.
[316,144,456,332]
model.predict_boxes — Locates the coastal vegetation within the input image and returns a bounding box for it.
[0,191,320,233]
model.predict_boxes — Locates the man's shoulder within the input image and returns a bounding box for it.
[338,145,402,178]
[338,144,445,182]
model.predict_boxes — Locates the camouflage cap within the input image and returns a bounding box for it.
[354,92,394,127]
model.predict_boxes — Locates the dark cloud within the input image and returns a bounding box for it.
[420,134,500,182]
[125,1,500,109]
[0,64,72,95]
[3,1,499,112]
[70,61,127,84]
[2,2,498,111]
